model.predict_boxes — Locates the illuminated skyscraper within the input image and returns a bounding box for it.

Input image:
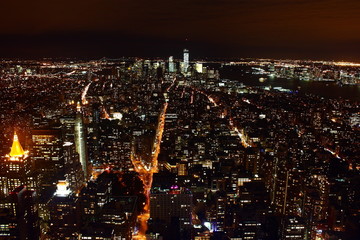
[0,132,32,197]
[75,105,89,180]
[195,62,203,73]
[31,129,63,196]
[98,119,132,171]
[168,56,175,73]
[59,115,86,191]
[183,49,189,74]
[48,181,78,239]
[9,133,25,158]
[63,141,84,193]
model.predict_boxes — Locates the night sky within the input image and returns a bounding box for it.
[1,0,360,60]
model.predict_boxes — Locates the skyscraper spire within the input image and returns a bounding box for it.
[9,132,25,157]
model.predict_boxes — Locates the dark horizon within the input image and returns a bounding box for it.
[1,0,360,61]
[1,32,360,62]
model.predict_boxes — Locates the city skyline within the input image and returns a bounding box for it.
[0,1,359,239]
[0,52,358,239]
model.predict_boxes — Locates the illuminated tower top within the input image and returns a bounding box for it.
[183,49,189,64]
[9,132,25,157]
[76,101,82,113]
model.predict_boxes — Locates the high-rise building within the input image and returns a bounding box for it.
[233,180,272,240]
[63,141,84,193]
[31,129,63,196]
[60,107,89,181]
[195,63,203,73]
[182,49,189,74]
[97,119,132,171]
[280,216,306,240]
[0,132,32,197]
[75,107,89,180]
[48,181,78,239]
[100,196,138,239]
[60,116,76,142]
[9,185,40,240]
[168,56,175,73]
[149,188,192,238]
[59,115,85,191]
[0,208,17,238]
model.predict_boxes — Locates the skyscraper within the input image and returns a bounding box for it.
[31,129,63,197]
[63,141,84,193]
[183,49,189,74]
[195,62,203,73]
[9,185,40,240]
[168,56,175,73]
[75,105,89,180]
[48,181,78,239]
[149,188,192,238]
[0,132,32,197]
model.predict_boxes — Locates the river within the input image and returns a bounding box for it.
[219,66,360,101]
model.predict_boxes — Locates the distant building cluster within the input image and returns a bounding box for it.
[0,51,359,239]
[225,59,360,85]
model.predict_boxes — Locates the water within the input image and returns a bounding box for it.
[220,66,360,101]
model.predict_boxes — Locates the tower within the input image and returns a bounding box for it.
[59,115,86,191]
[48,181,78,239]
[0,132,32,197]
[168,56,175,73]
[31,128,63,197]
[63,141,84,193]
[183,49,189,74]
[9,185,40,240]
[75,105,89,180]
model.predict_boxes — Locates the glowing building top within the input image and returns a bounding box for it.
[76,101,82,112]
[9,132,25,157]
[54,180,71,197]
